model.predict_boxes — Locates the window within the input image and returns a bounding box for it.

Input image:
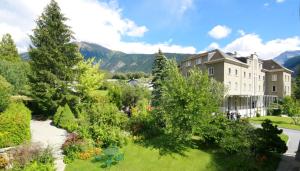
[244,72,246,78]
[244,83,246,91]
[208,67,214,76]
[235,82,238,90]
[249,73,251,79]
[195,58,201,65]
[228,68,231,75]
[259,85,261,91]
[228,81,231,89]
[272,86,276,92]
[249,84,251,91]
[235,69,238,76]
[272,74,277,81]
[263,76,265,80]
[259,75,260,80]
[186,61,191,67]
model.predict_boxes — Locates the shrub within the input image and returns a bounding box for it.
[9,143,54,170]
[62,133,101,163]
[0,102,31,148]
[252,119,287,156]
[53,104,77,132]
[0,75,12,112]
[88,103,129,147]
[0,60,30,94]
[0,154,9,169]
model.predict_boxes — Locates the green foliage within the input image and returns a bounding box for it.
[252,119,287,156]
[0,60,30,94]
[199,115,254,154]
[0,33,20,62]
[0,75,12,112]
[94,145,124,168]
[77,58,104,98]
[53,104,77,132]
[0,103,31,148]
[108,83,150,110]
[151,50,168,107]
[281,96,300,125]
[154,60,224,142]
[29,0,82,115]
[88,103,128,147]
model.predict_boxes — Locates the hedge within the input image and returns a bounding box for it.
[0,103,31,148]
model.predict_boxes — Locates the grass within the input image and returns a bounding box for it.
[249,116,300,131]
[65,143,214,171]
[65,141,281,171]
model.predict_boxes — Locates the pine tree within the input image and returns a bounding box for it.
[29,0,82,115]
[0,33,20,62]
[151,49,167,107]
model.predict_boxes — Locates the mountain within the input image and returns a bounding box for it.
[76,42,193,73]
[273,50,300,65]
[283,55,300,77]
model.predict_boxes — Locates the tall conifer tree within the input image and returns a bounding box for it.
[151,49,167,106]
[29,0,82,115]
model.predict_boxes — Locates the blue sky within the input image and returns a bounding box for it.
[118,0,300,53]
[0,0,300,58]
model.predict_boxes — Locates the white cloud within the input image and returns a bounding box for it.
[208,25,231,39]
[206,42,220,50]
[164,0,194,17]
[222,33,300,59]
[276,0,285,3]
[0,0,196,54]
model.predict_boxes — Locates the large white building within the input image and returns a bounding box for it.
[180,49,292,117]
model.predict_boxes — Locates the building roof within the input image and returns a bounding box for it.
[262,59,293,73]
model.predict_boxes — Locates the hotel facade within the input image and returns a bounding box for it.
[180,49,292,117]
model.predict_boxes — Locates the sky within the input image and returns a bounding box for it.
[0,0,300,59]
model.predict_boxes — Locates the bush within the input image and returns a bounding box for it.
[0,60,30,94]
[0,102,31,148]
[0,75,12,112]
[62,133,101,163]
[53,104,77,132]
[252,119,287,156]
[11,144,55,171]
[88,103,129,147]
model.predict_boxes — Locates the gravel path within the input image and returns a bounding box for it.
[31,120,68,171]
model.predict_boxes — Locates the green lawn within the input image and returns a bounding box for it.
[249,116,300,131]
[65,142,280,171]
[65,143,214,171]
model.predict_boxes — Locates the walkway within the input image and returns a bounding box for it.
[276,128,300,171]
[31,120,68,171]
